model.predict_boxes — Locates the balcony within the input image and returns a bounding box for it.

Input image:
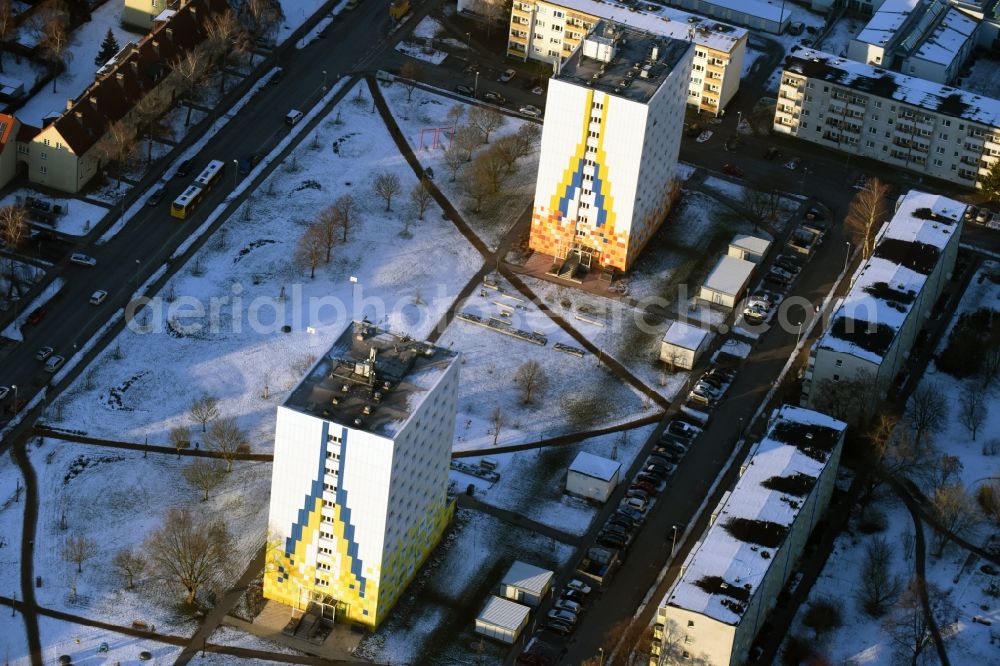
[509,32,528,44]
[986,137,1000,152]
[706,61,725,75]
[512,5,532,19]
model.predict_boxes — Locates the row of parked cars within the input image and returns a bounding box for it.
[686,366,736,411]
[542,578,592,637]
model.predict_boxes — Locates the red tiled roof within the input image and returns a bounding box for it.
[49,0,228,155]
[0,113,16,146]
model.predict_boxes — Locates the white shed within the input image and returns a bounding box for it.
[475,595,530,644]
[699,256,755,309]
[659,321,712,370]
[499,561,554,607]
[727,234,771,264]
[566,451,621,502]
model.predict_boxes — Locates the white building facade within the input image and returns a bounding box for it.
[803,190,964,417]
[651,406,847,666]
[774,47,1000,190]
[530,22,693,273]
[506,0,746,115]
[264,322,460,628]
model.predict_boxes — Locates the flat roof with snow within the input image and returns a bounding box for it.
[817,190,964,363]
[854,0,922,48]
[569,451,621,482]
[666,405,846,625]
[730,234,771,256]
[682,0,791,24]
[784,46,1000,127]
[662,320,711,351]
[501,561,554,595]
[478,595,531,631]
[703,255,755,297]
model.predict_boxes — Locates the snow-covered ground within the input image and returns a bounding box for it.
[957,56,1000,101]
[0,613,28,666]
[0,452,24,598]
[412,16,445,40]
[384,81,541,249]
[278,0,338,45]
[355,507,574,665]
[16,1,135,127]
[38,614,182,666]
[395,42,449,65]
[0,188,109,237]
[784,261,1000,664]
[49,80,481,452]
[30,437,271,638]
[816,16,864,58]
[1,277,63,342]
[461,425,657,536]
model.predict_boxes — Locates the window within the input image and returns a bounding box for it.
[833,374,840,381]
[874,101,882,109]
[869,127,877,134]
[40,152,46,160]
[552,9,563,17]
[688,620,695,627]
[55,142,63,149]
[835,360,843,367]
[39,165,46,174]
[865,140,875,148]
[43,138,50,146]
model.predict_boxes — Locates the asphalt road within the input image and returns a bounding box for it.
[0,1,401,432]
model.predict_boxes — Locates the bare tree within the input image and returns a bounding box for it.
[169,48,210,127]
[190,394,220,433]
[802,598,842,639]
[145,508,232,606]
[468,105,506,144]
[442,145,466,181]
[904,382,947,447]
[513,122,541,158]
[493,134,521,172]
[811,370,880,426]
[63,533,97,573]
[295,224,325,279]
[96,118,139,187]
[373,172,402,211]
[39,0,71,93]
[205,9,249,92]
[741,188,780,232]
[857,535,901,617]
[977,481,1000,526]
[930,481,979,556]
[513,360,548,405]
[0,0,17,73]
[883,578,935,665]
[113,547,146,590]
[958,381,987,440]
[169,425,191,456]
[844,176,890,259]
[0,204,27,249]
[409,177,433,220]
[206,416,249,472]
[477,0,507,37]
[330,194,355,242]
[462,158,494,213]
[490,405,505,446]
[315,204,339,263]
[238,0,283,44]
[473,146,509,193]
[134,87,172,163]
[183,457,226,501]
[446,103,465,131]
[453,124,482,161]
[399,61,423,102]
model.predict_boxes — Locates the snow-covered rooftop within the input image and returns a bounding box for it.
[666,405,846,626]
[854,0,922,48]
[682,0,790,24]
[913,8,977,67]
[478,595,531,631]
[784,46,1000,127]
[662,320,711,351]
[818,190,964,363]
[730,234,771,256]
[284,320,458,438]
[703,255,755,297]
[501,561,554,595]
[545,0,747,53]
[569,451,621,482]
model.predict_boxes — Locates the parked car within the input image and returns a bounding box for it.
[765,269,793,287]
[547,609,577,625]
[616,506,645,523]
[25,307,47,325]
[696,374,726,391]
[519,105,542,117]
[622,496,647,512]
[484,90,506,104]
[175,158,196,177]
[768,266,796,282]
[598,532,627,548]
[544,620,574,636]
[688,387,716,407]
[70,252,97,267]
[567,579,592,595]
[743,305,768,324]
[650,449,682,464]
[646,455,673,469]
[531,85,545,95]
[721,163,744,177]
[36,346,54,361]
[694,380,723,397]
[774,256,803,273]
[146,187,166,206]
[455,84,474,95]
[657,440,688,456]
[609,515,637,531]
[696,130,713,143]
[0,386,9,401]
[647,462,677,476]
[237,157,252,175]
[667,419,701,439]
[561,588,586,604]
[89,290,108,305]
[626,488,650,502]
[498,68,516,82]
[44,355,65,373]
[784,157,800,170]
[806,207,826,221]
[636,472,662,487]
[976,208,992,224]
[553,599,582,615]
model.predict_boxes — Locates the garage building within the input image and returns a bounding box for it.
[659,321,713,370]
[727,234,771,264]
[566,451,621,502]
[499,561,554,607]
[699,255,755,309]
[475,595,531,644]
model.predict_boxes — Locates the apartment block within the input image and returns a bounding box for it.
[774,47,1000,190]
[803,190,964,418]
[264,321,460,628]
[530,21,693,274]
[505,0,746,115]
[651,406,847,666]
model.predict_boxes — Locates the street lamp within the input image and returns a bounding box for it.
[598,648,604,666]
[233,159,238,188]
[466,32,471,61]
[322,69,327,92]
[671,524,679,555]
[11,385,16,408]
[135,259,140,289]
[796,320,804,347]
[843,240,851,274]
[474,70,480,99]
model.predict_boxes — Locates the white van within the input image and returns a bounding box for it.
[285,109,303,126]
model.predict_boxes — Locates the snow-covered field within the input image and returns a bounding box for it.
[384,81,541,249]
[16,1,135,127]
[48,81,482,451]
[462,425,657,536]
[784,261,1000,664]
[355,507,574,665]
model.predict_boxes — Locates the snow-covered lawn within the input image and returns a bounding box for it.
[48,81,482,451]
[439,272,652,451]
[38,614,182,666]
[816,16,864,58]
[355,507,574,665]
[412,16,445,40]
[0,613,28,666]
[383,81,541,250]
[0,452,24,597]
[395,42,449,65]
[17,1,135,127]
[957,56,1000,101]
[0,188,109,237]
[31,437,271,637]
[461,425,657,536]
